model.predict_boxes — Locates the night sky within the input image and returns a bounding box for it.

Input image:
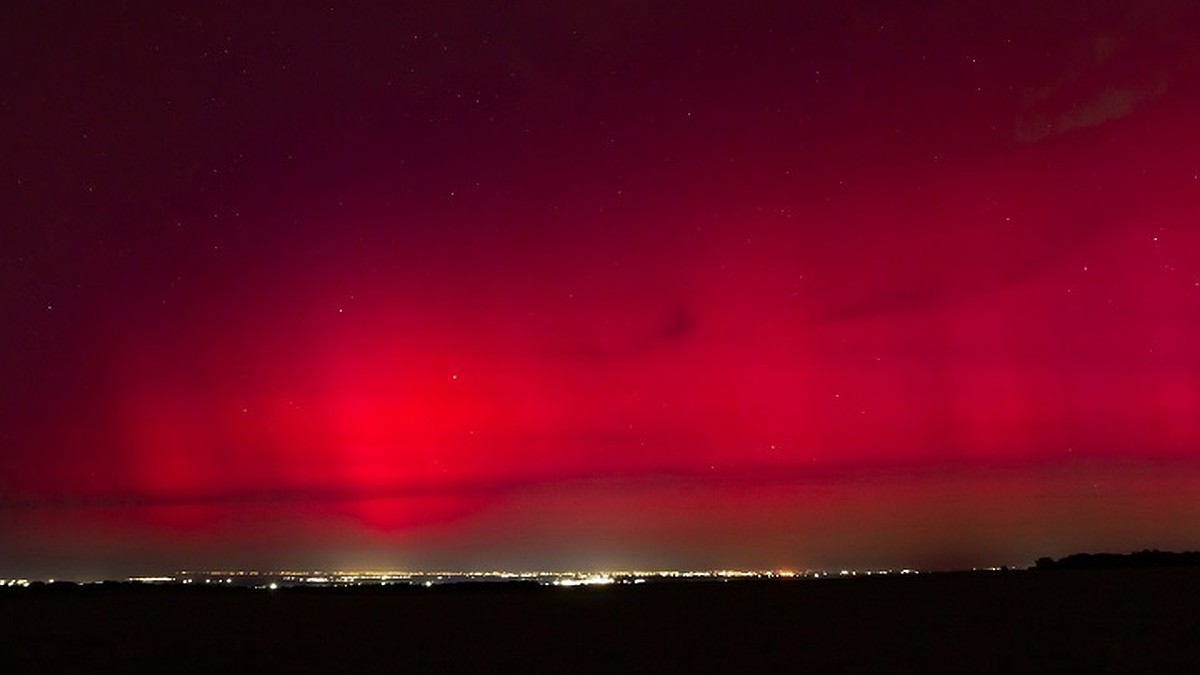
[3,1,1200,578]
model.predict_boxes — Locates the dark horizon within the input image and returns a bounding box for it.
[0,547,1194,586]
[5,565,1200,672]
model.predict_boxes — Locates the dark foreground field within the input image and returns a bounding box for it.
[3,569,1199,673]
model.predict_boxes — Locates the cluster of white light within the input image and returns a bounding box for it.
[2,579,30,587]
[179,570,264,579]
[157,567,943,590]
[128,576,176,583]
[808,568,920,579]
[553,575,614,587]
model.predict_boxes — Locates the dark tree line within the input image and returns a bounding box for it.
[1035,550,1200,570]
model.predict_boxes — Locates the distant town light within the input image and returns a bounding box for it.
[554,575,614,587]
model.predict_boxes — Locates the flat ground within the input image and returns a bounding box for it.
[3,569,1199,673]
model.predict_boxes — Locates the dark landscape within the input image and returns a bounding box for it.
[5,2,1200,672]
[4,566,1200,673]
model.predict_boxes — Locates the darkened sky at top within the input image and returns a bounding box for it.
[3,1,1200,577]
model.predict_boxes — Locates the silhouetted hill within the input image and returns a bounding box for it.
[1034,549,1200,570]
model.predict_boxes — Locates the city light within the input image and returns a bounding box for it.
[553,575,614,587]
[0,567,948,589]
